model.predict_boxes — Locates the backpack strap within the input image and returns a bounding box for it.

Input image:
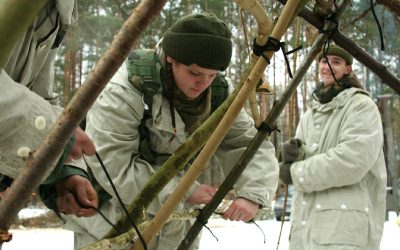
[127,49,162,112]
[210,73,229,113]
[127,49,163,164]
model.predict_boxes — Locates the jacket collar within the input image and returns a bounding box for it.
[309,87,370,112]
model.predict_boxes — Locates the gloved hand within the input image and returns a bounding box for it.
[279,162,293,185]
[280,138,305,163]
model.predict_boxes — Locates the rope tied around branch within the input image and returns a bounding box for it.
[252,37,302,79]
[257,121,280,135]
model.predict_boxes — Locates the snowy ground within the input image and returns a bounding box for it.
[3,215,400,250]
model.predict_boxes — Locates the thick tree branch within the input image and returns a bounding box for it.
[377,0,400,17]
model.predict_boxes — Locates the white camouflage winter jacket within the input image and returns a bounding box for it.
[289,87,387,250]
[63,59,279,249]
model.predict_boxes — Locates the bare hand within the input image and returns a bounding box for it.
[55,175,98,217]
[186,184,217,205]
[223,197,259,222]
[66,127,96,162]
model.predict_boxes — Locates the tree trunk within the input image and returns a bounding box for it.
[71,51,77,91]
[63,52,71,107]
[378,95,398,191]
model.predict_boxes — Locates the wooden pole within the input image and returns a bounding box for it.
[236,0,272,127]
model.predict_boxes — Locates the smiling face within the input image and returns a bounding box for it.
[318,55,352,87]
[167,56,218,100]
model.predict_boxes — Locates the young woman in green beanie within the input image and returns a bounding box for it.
[278,44,386,250]
[63,12,279,249]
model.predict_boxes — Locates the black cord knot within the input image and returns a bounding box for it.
[257,122,279,135]
[252,37,302,78]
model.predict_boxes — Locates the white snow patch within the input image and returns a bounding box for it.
[17,207,51,219]
[2,219,400,250]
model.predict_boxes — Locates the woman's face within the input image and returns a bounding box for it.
[318,55,352,87]
[167,56,218,100]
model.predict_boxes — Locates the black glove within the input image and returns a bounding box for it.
[281,138,305,163]
[279,162,293,185]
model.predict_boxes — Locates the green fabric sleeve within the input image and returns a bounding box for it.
[42,135,75,185]
[39,165,89,211]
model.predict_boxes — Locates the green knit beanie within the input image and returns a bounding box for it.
[161,12,232,71]
[317,44,353,65]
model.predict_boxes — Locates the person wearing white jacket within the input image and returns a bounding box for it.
[0,0,97,217]
[279,44,387,250]
[63,12,279,249]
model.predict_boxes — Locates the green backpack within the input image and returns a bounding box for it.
[126,49,229,163]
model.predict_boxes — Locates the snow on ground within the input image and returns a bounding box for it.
[3,228,74,250]
[3,217,400,250]
[16,206,51,219]
[198,218,290,250]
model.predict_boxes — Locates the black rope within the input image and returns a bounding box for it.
[252,37,302,79]
[321,41,341,86]
[86,205,125,236]
[249,220,266,244]
[203,223,219,242]
[213,211,266,244]
[370,0,385,51]
[257,122,279,135]
[316,2,342,87]
[196,209,219,242]
[93,152,148,250]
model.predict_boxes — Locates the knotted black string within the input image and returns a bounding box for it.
[252,37,302,79]
[257,121,280,135]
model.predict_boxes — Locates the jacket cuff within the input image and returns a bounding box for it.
[39,165,89,211]
[42,135,75,185]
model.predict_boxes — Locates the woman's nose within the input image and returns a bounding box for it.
[196,75,209,86]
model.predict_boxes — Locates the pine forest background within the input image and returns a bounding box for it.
[54,0,400,207]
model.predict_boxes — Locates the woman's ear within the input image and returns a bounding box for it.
[345,65,352,75]
[166,55,174,64]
